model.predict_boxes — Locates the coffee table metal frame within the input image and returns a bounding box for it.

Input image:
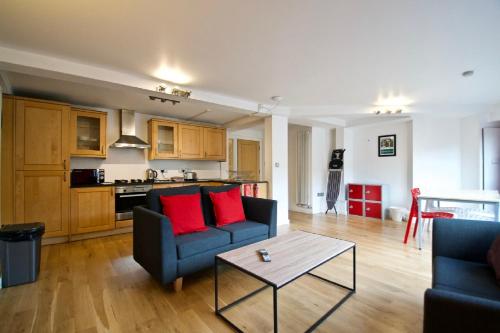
[214,243,356,333]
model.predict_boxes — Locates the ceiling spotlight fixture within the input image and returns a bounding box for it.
[385,110,392,114]
[271,96,283,102]
[149,96,180,105]
[462,70,474,77]
[395,109,403,114]
[375,110,381,115]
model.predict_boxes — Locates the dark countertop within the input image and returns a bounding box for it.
[70,179,267,188]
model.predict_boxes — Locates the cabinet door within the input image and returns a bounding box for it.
[348,184,363,200]
[179,125,204,159]
[15,99,70,170]
[15,171,70,237]
[70,187,115,234]
[149,120,178,159]
[204,127,226,160]
[365,185,382,201]
[365,202,382,219]
[70,108,107,158]
[348,200,363,216]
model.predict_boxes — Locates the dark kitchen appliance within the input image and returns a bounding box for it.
[70,169,105,186]
[115,183,153,221]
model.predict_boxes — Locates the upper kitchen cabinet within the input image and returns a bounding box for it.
[204,127,226,161]
[15,98,70,171]
[179,124,204,159]
[70,108,107,158]
[148,119,179,159]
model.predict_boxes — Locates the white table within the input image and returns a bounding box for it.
[417,190,500,250]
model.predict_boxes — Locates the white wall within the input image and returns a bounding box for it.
[265,115,289,225]
[460,114,483,190]
[412,115,461,193]
[349,120,412,208]
[71,108,225,181]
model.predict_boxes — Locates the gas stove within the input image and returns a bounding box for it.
[114,179,153,185]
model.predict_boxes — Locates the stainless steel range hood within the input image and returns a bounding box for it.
[110,109,151,149]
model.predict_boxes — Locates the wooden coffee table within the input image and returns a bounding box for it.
[214,230,356,332]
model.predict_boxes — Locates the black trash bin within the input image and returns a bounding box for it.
[0,223,45,288]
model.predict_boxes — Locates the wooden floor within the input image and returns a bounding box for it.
[0,212,432,333]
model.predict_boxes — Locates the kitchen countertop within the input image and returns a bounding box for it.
[70,179,267,188]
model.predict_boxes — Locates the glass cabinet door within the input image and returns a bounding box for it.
[70,109,107,157]
[149,120,178,159]
[157,124,175,155]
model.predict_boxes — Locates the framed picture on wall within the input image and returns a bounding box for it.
[378,134,396,157]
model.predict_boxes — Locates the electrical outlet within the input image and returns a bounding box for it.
[317,192,325,197]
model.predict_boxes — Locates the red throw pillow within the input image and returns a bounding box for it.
[209,187,246,226]
[159,193,208,236]
[487,235,500,285]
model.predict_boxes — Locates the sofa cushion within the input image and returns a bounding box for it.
[146,185,200,213]
[209,187,246,226]
[487,235,500,284]
[160,193,207,236]
[175,226,230,259]
[434,256,500,302]
[216,220,269,243]
[201,184,241,226]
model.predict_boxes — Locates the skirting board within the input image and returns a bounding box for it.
[42,227,133,245]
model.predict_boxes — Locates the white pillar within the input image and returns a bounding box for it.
[264,115,289,225]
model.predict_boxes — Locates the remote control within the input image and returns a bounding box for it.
[257,249,271,262]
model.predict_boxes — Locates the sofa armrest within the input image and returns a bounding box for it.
[242,196,277,237]
[133,206,178,284]
[424,288,500,333]
[432,218,500,263]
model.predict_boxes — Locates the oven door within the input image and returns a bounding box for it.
[115,192,147,220]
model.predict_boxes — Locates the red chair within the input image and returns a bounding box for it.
[403,188,454,244]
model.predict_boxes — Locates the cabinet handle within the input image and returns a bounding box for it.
[366,207,371,211]
[366,190,371,194]
[64,172,67,182]
[349,189,353,193]
[101,146,104,154]
[349,205,353,209]
[63,159,67,170]
[110,189,113,196]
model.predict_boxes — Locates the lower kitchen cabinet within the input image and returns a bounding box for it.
[70,187,115,235]
[15,170,70,238]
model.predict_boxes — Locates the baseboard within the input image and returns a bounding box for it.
[41,227,133,245]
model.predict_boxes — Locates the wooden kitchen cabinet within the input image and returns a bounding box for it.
[204,127,226,161]
[179,124,204,159]
[148,119,179,159]
[70,187,115,235]
[15,98,70,171]
[15,170,70,238]
[70,108,107,158]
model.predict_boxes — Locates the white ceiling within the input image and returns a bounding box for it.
[1,0,500,118]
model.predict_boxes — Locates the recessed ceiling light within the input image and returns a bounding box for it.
[271,96,283,102]
[462,70,474,77]
[153,66,192,84]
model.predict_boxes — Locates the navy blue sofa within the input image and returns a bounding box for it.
[133,184,277,289]
[424,218,500,332]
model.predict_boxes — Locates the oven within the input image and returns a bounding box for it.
[115,184,153,221]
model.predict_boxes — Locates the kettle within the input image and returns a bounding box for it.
[146,168,158,181]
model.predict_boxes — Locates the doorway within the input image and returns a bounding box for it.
[237,139,260,181]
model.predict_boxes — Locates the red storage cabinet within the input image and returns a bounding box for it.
[347,183,387,220]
